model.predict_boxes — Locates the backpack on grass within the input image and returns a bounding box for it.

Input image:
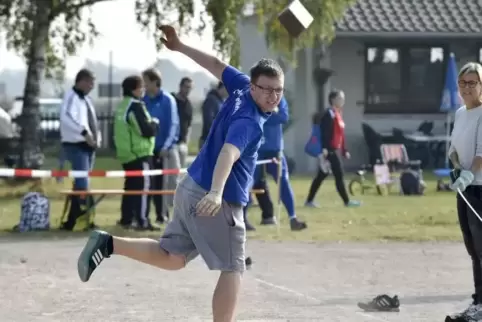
[15,192,50,232]
[400,169,425,195]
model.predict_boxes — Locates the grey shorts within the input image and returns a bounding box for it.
[159,175,246,272]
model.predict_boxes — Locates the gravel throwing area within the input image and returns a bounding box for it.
[0,238,474,321]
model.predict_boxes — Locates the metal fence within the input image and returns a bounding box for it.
[39,113,115,152]
[0,113,116,160]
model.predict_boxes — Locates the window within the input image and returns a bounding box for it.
[97,83,121,98]
[452,42,479,65]
[40,102,61,115]
[405,47,444,113]
[366,48,401,111]
[365,46,446,114]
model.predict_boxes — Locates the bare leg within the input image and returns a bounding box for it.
[212,271,242,322]
[113,237,185,270]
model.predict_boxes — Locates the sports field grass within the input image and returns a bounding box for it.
[0,157,462,242]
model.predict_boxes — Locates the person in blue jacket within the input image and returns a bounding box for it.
[142,68,180,224]
[244,97,307,231]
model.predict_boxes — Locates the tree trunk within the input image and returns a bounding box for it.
[18,5,51,169]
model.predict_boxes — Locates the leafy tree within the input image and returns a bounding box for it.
[253,0,356,63]
[0,0,352,167]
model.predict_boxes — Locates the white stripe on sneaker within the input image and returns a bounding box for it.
[91,249,104,266]
[91,254,98,266]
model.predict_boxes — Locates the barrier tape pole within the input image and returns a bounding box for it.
[0,158,278,178]
[275,153,283,235]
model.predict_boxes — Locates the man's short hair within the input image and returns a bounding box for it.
[179,77,193,87]
[249,59,284,83]
[122,75,143,96]
[75,69,94,83]
[142,68,161,87]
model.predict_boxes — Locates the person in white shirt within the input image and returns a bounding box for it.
[59,69,99,230]
[446,62,482,322]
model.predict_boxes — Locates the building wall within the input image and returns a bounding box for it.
[238,17,318,174]
[238,17,471,172]
[328,39,473,167]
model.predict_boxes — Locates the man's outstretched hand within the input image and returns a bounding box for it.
[159,25,182,51]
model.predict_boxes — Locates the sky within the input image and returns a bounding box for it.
[0,0,221,77]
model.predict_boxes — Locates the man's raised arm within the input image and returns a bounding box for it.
[178,44,228,81]
[159,25,228,81]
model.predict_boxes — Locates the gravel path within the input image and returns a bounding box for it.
[0,238,472,322]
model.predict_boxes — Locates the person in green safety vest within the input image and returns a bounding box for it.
[113,75,160,231]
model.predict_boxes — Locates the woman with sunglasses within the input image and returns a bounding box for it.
[446,62,482,322]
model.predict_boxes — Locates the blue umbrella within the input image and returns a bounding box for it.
[440,53,460,112]
[440,53,461,169]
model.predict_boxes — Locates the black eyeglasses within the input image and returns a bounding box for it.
[253,83,284,95]
[458,80,480,88]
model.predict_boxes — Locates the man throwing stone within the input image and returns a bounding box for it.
[76,25,284,322]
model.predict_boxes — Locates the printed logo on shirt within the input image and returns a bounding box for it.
[260,136,265,145]
[232,89,243,116]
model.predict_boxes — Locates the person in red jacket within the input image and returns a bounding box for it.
[304,89,361,207]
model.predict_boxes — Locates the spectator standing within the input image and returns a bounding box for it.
[199,81,227,149]
[59,69,99,230]
[172,77,193,168]
[445,62,482,321]
[304,89,361,208]
[114,75,160,231]
[142,68,180,224]
[244,97,307,231]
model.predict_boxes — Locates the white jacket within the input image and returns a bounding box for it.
[60,89,99,144]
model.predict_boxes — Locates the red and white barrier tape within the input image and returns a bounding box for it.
[0,158,278,178]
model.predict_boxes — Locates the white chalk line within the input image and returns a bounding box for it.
[253,277,387,322]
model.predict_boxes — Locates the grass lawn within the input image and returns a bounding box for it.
[0,157,462,242]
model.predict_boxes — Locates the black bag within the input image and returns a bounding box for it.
[60,194,96,231]
[400,169,424,195]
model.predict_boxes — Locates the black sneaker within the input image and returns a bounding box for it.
[116,220,132,230]
[135,223,161,231]
[357,294,400,312]
[446,304,482,322]
[260,217,276,225]
[290,218,307,231]
[77,230,111,282]
[245,256,253,269]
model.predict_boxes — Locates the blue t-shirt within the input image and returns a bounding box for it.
[188,66,270,205]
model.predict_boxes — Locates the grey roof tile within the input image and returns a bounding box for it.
[336,0,482,33]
